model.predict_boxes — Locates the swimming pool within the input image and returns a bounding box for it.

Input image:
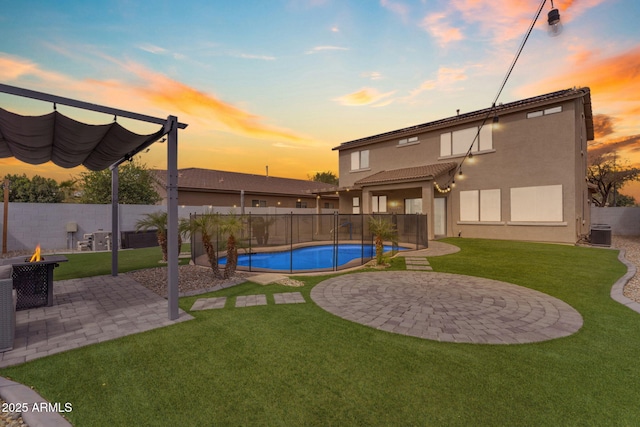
[219,244,405,272]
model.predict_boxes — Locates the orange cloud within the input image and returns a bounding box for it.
[520,46,640,108]
[333,87,396,106]
[409,67,468,98]
[447,0,605,43]
[593,114,616,139]
[102,62,308,142]
[420,13,464,47]
[0,54,69,84]
[1,51,308,143]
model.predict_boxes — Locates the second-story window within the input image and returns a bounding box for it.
[350,150,370,170]
[398,136,418,145]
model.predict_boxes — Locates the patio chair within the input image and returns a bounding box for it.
[0,264,15,352]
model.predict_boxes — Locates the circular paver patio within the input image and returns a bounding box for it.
[310,271,583,344]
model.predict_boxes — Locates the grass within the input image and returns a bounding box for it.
[2,238,639,426]
[53,245,191,280]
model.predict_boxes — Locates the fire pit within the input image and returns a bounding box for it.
[3,246,68,311]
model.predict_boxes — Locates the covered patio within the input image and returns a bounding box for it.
[0,83,187,321]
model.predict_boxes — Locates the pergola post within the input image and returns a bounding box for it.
[111,166,119,277]
[167,116,179,320]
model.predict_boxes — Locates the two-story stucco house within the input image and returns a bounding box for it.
[332,87,594,244]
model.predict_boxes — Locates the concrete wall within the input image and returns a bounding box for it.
[591,207,640,236]
[0,203,334,252]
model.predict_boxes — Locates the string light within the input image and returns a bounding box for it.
[434,182,451,193]
[442,0,559,189]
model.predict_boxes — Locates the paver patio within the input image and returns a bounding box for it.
[310,271,584,344]
[0,275,193,368]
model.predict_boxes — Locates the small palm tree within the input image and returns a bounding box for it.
[184,212,223,279]
[219,212,246,278]
[136,211,185,262]
[368,216,398,265]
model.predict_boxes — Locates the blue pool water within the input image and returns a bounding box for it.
[219,244,404,271]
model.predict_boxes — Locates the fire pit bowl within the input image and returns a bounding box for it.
[0,255,68,310]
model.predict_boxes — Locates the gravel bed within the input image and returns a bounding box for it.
[127,264,305,297]
[611,236,640,303]
[127,264,250,297]
[0,398,28,426]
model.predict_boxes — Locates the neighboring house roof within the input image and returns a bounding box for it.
[334,87,593,151]
[355,162,457,186]
[153,168,337,196]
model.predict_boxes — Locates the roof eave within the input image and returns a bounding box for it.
[333,87,592,151]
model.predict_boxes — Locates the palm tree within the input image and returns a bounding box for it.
[183,212,223,279]
[219,212,246,278]
[368,216,397,265]
[135,211,170,261]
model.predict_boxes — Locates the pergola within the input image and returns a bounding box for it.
[0,83,187,320]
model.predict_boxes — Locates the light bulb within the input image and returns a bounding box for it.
[547,8,562,37]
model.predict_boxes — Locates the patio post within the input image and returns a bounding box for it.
[167,116,179,320]
[111,166,119,276]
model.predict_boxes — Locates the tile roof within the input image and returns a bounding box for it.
[354,162,457,186]
[334,87,593,150]
[153,168,337,196]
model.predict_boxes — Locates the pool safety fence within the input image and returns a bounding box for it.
[189,213,428,273]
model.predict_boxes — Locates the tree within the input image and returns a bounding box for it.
[309,171,338,186]
[368,216,397,266]
[58,178,82,203]
[588,154,640,207]
[78,159,161,204]
[613,193,636,207]
[183,212,223,279]
[4,173,63,203]
[135,211,186,262]
[219,212,245,278]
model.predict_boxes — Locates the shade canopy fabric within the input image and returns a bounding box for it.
[0,107,164,170]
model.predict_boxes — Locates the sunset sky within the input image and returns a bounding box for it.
[1,0,639,198]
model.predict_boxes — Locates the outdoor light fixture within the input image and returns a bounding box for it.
[547,0,562,36]
[442,0,564,190]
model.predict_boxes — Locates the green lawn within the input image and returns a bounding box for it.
[3,238,638,426]
[53,245,191,280]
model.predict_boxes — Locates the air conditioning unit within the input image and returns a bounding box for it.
[591,224,612,247]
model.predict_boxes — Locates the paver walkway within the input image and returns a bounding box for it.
[404,257,433,271]
[311,271,583,344]
[190,292,306,311]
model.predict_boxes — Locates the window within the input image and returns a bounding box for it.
[405,198,422,214]
[527,105,562,119]
[350,150,369,170]
[459,189,501,222]
[252,200,267,207]
[352,196,360,214]
[440,125,493,157]
[399,136,418,145]
[296,201,307,208]
[323,202,335,209]
[372,195,387,213]
[510,185,563,222]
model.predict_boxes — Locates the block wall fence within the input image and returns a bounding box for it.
[1,203,333,253]
[3,204,631,252]
[591,206,640,236]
